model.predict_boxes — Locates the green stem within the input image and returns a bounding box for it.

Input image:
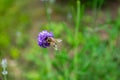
[75,0,80,45]
[44,50,52,79]
[73,0,80,80]
[44,1,53,31]
[3,75,7,80]
[93,0,98,27]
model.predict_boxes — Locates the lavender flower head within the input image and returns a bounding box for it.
[1,58,8,75]
[1,59,7,68]
[37,30,54,48]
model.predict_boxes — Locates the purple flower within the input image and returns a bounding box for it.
[37,30,54,48]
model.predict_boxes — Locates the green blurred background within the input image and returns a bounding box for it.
[0,0,120,80]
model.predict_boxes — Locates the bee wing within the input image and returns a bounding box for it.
[50,42,58,50]
[56,39,62,43]
[50,38,62,50]
[53,44,58,50]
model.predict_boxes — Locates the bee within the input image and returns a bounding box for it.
[46,37,62,50]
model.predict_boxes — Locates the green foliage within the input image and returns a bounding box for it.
[25,71,40,80]
[0,0,14,13]
[42,22,64,37]
[0,0,31,57]
[16,32,29,48]
[10,47,20,59]
[0,0,120,80]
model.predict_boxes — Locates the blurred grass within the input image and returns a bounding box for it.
[0,0,31,57]
[0,0,120,80]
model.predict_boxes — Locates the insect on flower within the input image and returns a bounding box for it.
[46,37,62,50]
[37,30,62,50]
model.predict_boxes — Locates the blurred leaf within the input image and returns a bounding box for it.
[16,33,29,48]
[25,71,40,80]
[43,22,64,37]
[0,33,10,48]
[10,47,20,59]
[0,0,14,13]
